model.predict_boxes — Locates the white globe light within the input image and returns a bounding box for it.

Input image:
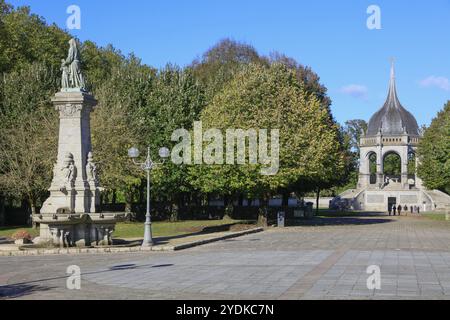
[159,147,170,159]
[128,147,140,159]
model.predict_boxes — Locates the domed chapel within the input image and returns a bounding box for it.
[335,63,450,212]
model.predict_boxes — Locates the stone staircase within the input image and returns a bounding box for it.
[381,181,403,190]
[425,190,450,211]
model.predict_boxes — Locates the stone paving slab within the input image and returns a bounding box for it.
[1,215,450,300]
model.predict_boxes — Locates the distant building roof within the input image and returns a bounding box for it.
[366,63,419,136]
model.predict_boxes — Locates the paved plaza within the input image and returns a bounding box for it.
[2,214,450,300]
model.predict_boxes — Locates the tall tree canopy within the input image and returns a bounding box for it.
[191,38,267,101]
[418,101,450,194]
[91,58,154,211]
[0,1,70,74]
[140,65,206,216]
[189,63,346,224]
[0,63,59,214]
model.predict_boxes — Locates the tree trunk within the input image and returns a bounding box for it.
[170,195,180,222]
[238,194,244,207]
[124,190,133,215]
[257,195,269,227]
[27,195,37,228]
[315,187,321,216]
[223,195,233,220]
[0,194,5,226]
[111,189,117,205]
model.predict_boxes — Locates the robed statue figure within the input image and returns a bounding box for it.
[61,38,86,91]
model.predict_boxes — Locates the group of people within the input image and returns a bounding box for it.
[388,204,420,216]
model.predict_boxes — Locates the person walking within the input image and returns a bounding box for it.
[388,205,392,216]
[397,204,402,216]
[404,205,408,216]
[410,206,414,214]
[393,205,397,216]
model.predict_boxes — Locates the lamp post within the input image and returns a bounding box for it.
[128,146,170,247]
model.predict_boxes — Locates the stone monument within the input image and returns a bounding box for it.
[35,38,124,247]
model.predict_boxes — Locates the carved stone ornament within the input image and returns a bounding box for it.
[57,104,83,117]
[60,152,77,191]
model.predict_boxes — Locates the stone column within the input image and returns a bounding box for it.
[376,144,383,188]
[358,148,370,189]
[41,91,98,215]
[414,147,424,189]
[401,147,409,189]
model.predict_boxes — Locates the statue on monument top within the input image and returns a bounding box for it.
[61,38,86,91]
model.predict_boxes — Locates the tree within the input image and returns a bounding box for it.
[332,119,368,193]
[189,63,345,225]
[0,62,59,218]
[139,65,206,220]
[91,58,155,213]
[344,119,368,155]
[81,41,125,91]
[0,3,70,74]
[269,52,332,109]
[417,101,450,194]
[191,38,267,101]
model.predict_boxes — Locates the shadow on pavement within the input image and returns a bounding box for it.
[0,284,53,299]
[0,262,175,299]
[287,216,395,227]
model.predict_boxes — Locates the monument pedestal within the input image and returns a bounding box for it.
[37,91,124,247]
[34,213,123,247]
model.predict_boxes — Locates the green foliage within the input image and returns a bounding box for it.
[143,65,206,200]
[344,119,367,154]
[1,62,59,121]
[418,101,450,194]
[91,59,155,200]
[383,153,401,176]
[81,41,126,91]
[0,62,59,212]
[369,153,377,174]
[191,38,267,101]
[189,63,346,201]
[268,52,332,109]
[0,2,70,74]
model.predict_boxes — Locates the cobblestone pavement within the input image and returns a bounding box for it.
[1,214,450,300]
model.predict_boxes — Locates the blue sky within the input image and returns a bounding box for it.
[9,0,450,127]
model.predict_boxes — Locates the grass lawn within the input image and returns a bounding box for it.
[0,226,39,238]
[421,213,449,221]
[0,218,251,240]
[114,218,251,239]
